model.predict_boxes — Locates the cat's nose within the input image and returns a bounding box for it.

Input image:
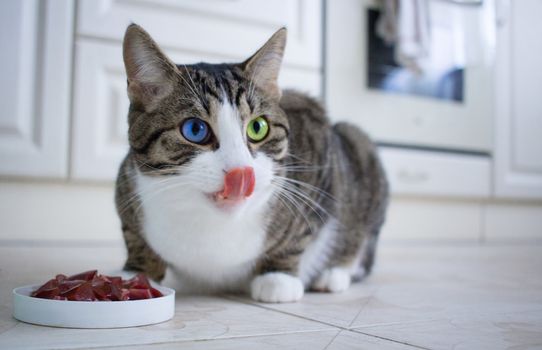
[219,166,255,200]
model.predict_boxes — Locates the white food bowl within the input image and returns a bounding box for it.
[12,284,175,328]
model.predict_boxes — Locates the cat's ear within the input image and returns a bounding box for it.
[241,28,287,101]
[123,24,178,109]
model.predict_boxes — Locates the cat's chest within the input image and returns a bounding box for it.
[135,174,267,283]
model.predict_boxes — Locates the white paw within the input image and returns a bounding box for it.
[251,272,304,303]
[312,267,351,293]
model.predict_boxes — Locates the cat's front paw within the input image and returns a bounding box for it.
[251,272,304,303]
[312,267,351,293]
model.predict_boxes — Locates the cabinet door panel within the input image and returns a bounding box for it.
[0,0,73,178]
[494,0,542,198]
[77,0,321,70]
[510,0,542,173]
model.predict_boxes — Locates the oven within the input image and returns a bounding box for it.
[325,0,496,154]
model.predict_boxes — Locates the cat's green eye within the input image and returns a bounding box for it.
[247,116,269,142]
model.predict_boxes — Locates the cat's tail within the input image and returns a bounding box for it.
[332,122,389,275]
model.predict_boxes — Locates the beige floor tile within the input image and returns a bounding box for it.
[231,244,542,329]
[327,330,422,350]
[0,295,335,350]
[88,330,421,350]
[0,243,126,322]
[353,310,542,350]
[94,330,341,350]
[0,244,335,350]
[227,283,380,329]
[0,304,17,335]
[1,242,542,350]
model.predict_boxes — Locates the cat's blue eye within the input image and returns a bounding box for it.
[181,118,211,144]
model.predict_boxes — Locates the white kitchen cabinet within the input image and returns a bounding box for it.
[71,42,130,181]
[71,0,323,181]
[0,0,73,178]
[494,0,542,199]
[77,0,322,70]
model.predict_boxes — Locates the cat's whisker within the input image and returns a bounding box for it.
[117,175,189,215]
[116,170,176,188]
[181,65,210,111]
[118,168,221,196]
[285,184,332,216]
[138,178,221,213]
[271,184,318,236]
[271,179,329,225]
[118,178,177,215]
[271,192,297,221]
[271,191,304,230]
[276,163,324,169]
[116,169,215,190]
[118,172,220,215]
[273,175,335,202]
[130,159,221,180]
[132,159,181,175]
[133,159,182,172]
[277,184,328,226]
[272,187,310,232]
[246,64,256,102]
[275,177,334,220]
[274,175,337,202]
[178,66,201,99]
[284,151,313,164]
[130,179,206,217]
[274,165,328,173]
[246,51,269,102]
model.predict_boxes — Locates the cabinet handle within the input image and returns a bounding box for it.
[397,169,429,183]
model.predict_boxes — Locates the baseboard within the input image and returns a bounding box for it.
[1,181,540,244]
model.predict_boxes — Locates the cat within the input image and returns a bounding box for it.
[115,24,389,303]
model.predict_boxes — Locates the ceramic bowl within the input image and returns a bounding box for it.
[12,284,175,328]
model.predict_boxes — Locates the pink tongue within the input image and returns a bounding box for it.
[219,167,255,200]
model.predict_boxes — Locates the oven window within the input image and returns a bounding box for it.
[366,8,465,103]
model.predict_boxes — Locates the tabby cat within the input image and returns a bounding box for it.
[115,24,388,303]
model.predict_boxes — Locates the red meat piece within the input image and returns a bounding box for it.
[31,278,60,299]
[127,288,153,300]
[30,270,163,301]
[67,270,97,281]
[58,280,85,295]
[150,287,163,298]
[63,281,97,301]
[123,274,151,289]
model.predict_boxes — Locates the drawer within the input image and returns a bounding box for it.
[379,147,492,198]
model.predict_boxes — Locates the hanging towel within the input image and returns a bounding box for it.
[376,0,431,74]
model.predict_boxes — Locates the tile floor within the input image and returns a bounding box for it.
[0,242,541,349]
